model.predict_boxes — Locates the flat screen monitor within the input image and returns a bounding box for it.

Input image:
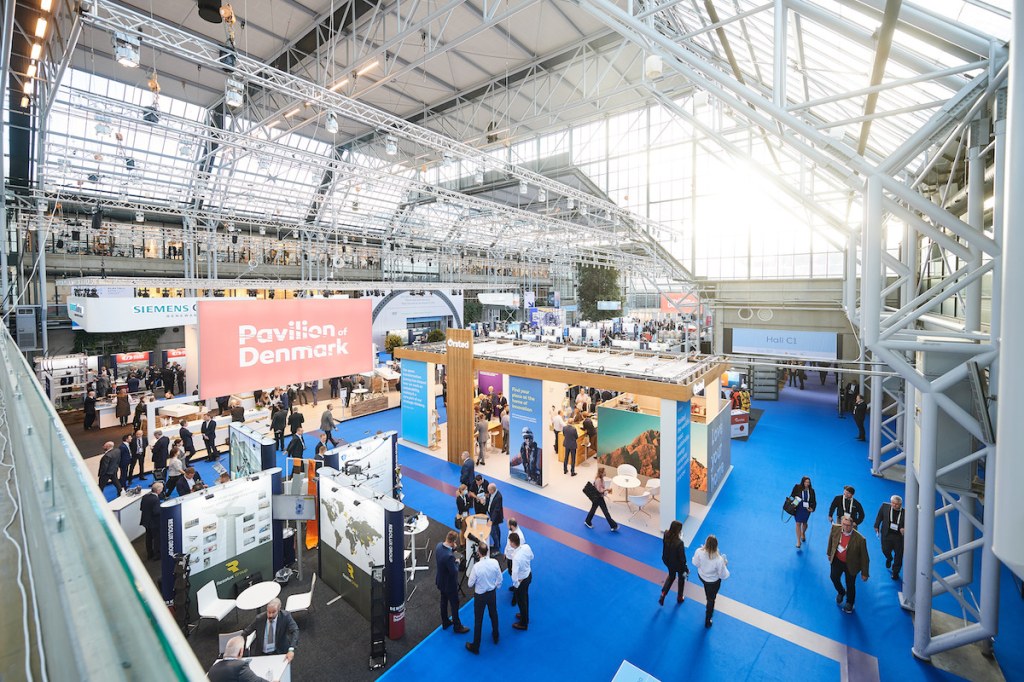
[272,494,318,521]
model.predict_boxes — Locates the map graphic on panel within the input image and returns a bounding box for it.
[320,491,384,575]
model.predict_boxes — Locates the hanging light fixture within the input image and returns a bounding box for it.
[224,78,244,109]
[113,32,141,68]
[325,111,338,134]
[385,135,398,156]
[537,188,547,202]
[474,167,484,185]
[519,180,528,195]
[566,198,575,210]
[644,54,664,80]
[442,151,453,166]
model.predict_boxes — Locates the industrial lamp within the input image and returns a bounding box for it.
[325,112,338,134]
[385,135,398,156]
[224,78,244,109]
[113,32,140,68]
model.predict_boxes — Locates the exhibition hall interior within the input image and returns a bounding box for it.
[2,0,1023,680]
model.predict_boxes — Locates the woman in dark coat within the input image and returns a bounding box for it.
[659,519,689,605]
[790,475,816,549]
[115,387,131,426]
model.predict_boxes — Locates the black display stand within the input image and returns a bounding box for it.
[369,565,387,670]
[173,553,194,636]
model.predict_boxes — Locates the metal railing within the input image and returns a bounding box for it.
[0,326,206,681]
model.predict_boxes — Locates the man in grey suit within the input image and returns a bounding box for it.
[242,598,299,660]
[207,636,272,682]
[320,404,339,447]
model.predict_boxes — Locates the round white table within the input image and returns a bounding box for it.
[351,388,369,403]
[612,475,641,504]
[236,581,282,612]
[405,515,430,581]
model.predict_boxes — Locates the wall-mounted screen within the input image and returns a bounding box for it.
[730,327,838,360]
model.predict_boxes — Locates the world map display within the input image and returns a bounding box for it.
[320,488,384,575]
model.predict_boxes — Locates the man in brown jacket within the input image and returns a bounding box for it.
[827,516,869,613]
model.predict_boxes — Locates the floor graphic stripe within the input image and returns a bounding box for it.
[402,466,879,682]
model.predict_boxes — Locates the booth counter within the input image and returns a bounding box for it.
[96,391,151,429]
[109,491,145,541]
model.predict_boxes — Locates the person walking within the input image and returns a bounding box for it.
[287,427,306,461]
[692,535,729,628]
[320,405,338,447]
[271,406,287,452]
[828,485,866,528]
[460,451,475,488]
[508,532,533,631]
[873,495,906,581]
[139,482,164,560]
[790,476,817,549]
[465,542,503,655]
[659,520,689,605]
[827,516,870,613]
[435,530,470,634]
[178,418,197,465]
[83,390,98,431]
[852,394,867,441]
[583,467,619,531]
[288,405,305,438]
[97,441,121,495]
[550,407,565,456]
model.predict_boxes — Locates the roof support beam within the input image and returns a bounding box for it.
[856,0,903,156]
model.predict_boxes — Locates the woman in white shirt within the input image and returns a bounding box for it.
[692,535,729,628]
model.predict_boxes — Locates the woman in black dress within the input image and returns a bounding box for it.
[790,476,816,549]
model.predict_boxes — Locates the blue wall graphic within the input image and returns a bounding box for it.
[400,360,429,445]
[508,376,543,486]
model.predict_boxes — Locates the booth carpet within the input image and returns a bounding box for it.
[129,507,470,682]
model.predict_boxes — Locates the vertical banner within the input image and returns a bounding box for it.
[445,329,475,464]
[382,500,406,639]
[400,360,430,446]
[508,376,544,486]
[675,401,691,520]
[690,405,732,505]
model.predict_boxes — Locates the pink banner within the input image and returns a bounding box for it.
[198,299,373,399]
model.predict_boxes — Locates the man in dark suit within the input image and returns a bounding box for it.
[242,599,298,660]
[873,495,906,581]
[270,407,287,452]
[201,412,220,461]
[118,434,133,489]
[97,441,121,494]
[435,530,470,633]
[828,485,866,527]
[139,482,163,560]
[161,365,175,395]
[127,429,149,482]
[178,419,197,465]
[83,390,98,430]
[852,394,868,441]
[487,483,504,551]
[561,423,578,476]
[460,452,475,488]
[175,467,205,497]
[151,429,170,472]
[207,636,270,682]
[287,427,306,461]
[288,406,304,437]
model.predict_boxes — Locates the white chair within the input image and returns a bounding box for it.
[617,464,638,478]
[646,478,661,502]
[217,629,243,656]
[285,572,317,618]
[628,492,653,524]
[198,580,236,627]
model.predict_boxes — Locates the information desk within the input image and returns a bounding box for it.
[95,392,151,429]
[351,394,387,417]
[159,403,202,420]
[108,491,145,541]
[462,514,492,549]
[245,655,291,682]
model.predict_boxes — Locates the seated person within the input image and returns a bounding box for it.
[175,466,206,496]
[207,636,270,682]
[242,598,298,661]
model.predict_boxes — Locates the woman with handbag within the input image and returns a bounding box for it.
[659,520,689,605]
[790,476,816,549]
[693,535,729,628]
[583,467,619,531]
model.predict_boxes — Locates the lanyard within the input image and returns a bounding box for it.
[890,506,902,527]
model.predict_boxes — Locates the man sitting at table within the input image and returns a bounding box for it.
[208,635,273,682]
[175,466,206,497]
[242,598,298,661]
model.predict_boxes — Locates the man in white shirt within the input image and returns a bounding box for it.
[550,408,565,455]
[508,533,534,631]
[465,542,503,654]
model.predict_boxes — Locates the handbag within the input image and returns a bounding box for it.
[782,495,800,516]
[583,481,600,502]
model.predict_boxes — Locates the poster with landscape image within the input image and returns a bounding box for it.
[595,407,661,478]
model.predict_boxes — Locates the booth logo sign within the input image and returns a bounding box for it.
[446,339,470,350]
[226,560,240,573]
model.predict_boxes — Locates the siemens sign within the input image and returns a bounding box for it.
[67,296,202,333]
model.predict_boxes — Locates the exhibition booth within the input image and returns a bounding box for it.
[395,332,730,531]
